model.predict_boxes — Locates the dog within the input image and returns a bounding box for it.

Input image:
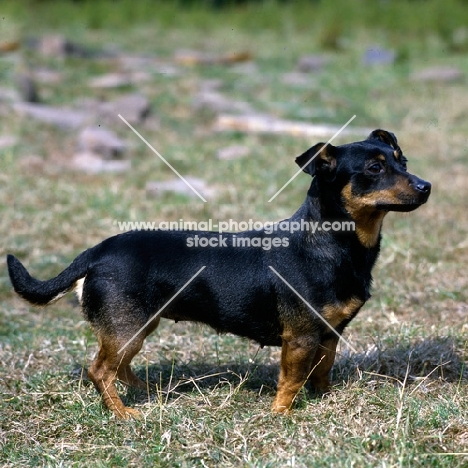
[7,129,431,418]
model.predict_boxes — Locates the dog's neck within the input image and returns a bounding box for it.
[294,179,384,251]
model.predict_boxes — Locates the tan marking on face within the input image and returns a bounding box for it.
[393,149,400,160]
[341,177,412,247]
[322,297,364,329]
[376,154,386,162]
[341,184,387,247]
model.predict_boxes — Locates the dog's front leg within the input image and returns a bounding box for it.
[272,333,318,413]
[308,336,338,392]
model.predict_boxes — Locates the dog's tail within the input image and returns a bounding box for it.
[7,249,92,306]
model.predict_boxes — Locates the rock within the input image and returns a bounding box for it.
[15,72,39,102]
[118,55,180,76]
[217,145,250,160]
[111,93,150,124]
[215,114,371,139]
[229,62,259,75]
[12,102,89,129]
[297,55,329,72]
[199,79,223,92]
[363,47,396,66]
[33,68,63,84]
[174,49,252,66]
[35,34,110,59]
[72,152,131,174]
[0,87,19,102]
[193,91,253,114]
[80,93,150,125]
[0,135,17,150]
[77,126,126,159]
[146,177,214,198]
[410,66,464,83]
[89,73,132,89]
[281,72,313,87]
[37,35,70,57]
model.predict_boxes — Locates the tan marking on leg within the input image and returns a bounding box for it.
[272,333,318,414]
[322,297,364,329]
[88,318,161,419]
[308,337,339,392]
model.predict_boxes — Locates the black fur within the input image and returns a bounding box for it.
[7,129,431,417]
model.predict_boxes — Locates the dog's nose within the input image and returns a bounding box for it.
[415,180,431,194]
[411,178,431,194]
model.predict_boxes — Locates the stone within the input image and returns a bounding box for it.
[281,72,313,87]
[33,68,63,84]
[15,73,39,102]
[36,34,110,59]
[12,102,89,129]
[38,35,69,57]
[193,91,253,114]
[89,73,132,89]
[217,145,250,160]
[80,93,150,125]
[72,152,131,174]
[410,66,463,83]
[0,135,17,150]
[199,79,223,92]
[77,126,126,159]
[111,93,150,124]
[215,114,371,139]
[146,177,214,199]
[297,55,329,72]
[362,47,396,66]
[174,49,252,66]
[0,87,19,102]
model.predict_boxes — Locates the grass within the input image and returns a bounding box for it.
[1,0,468,466]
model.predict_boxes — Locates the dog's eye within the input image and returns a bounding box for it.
[366,162,384,175]
[401,159,408,171]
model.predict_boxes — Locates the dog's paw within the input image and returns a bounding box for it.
[271,401,292,414]
[115,406,142,420]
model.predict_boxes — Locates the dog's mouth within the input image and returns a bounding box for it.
[376,191,430,212]
[377,202,425,212]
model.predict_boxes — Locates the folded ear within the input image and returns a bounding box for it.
[295,143,336,176]
[367,129,399,149]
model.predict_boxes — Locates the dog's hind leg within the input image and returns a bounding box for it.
[88,317,161,419]
[117,317,161,390]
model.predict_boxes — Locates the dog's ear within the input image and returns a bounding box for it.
[367,129,399,149]
[295,143,336,176]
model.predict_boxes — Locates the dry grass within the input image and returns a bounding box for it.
[1,1,468,466]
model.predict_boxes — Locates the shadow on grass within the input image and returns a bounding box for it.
[70,336,466,406]
[334,336,467,385]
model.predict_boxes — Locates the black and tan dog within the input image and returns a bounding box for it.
[7,129,430,418]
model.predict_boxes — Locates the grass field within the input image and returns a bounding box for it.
[1,1,468,466]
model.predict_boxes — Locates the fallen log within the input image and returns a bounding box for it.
[214,114,371,139]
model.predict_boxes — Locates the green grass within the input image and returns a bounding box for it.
[1,0,468,466]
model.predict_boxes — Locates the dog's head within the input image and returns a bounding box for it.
[296,129,431,212]
[296,129,431,247]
